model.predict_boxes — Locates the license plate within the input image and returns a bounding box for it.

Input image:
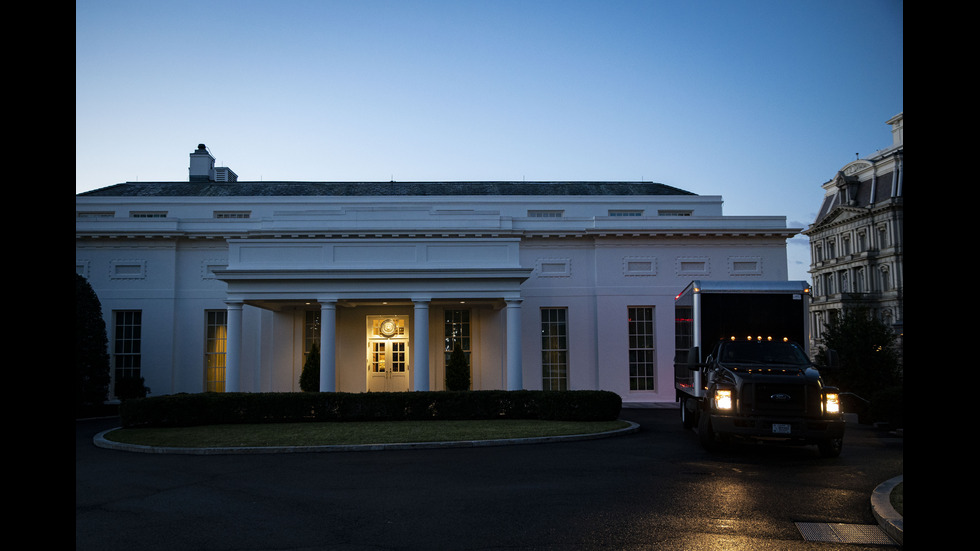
[772,423,792,434]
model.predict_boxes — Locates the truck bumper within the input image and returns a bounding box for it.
[709,414,845,442]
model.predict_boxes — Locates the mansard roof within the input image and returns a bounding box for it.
[78,181,696,198]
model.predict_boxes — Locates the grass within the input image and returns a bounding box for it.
[103,419,631,448]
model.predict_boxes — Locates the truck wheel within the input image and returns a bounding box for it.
[698,410,720,452]
[817,437,843,458]
[680,398,695,429]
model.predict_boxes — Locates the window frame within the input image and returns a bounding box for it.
[540,307,569,391]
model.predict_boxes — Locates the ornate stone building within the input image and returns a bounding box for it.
[803,113,903,349]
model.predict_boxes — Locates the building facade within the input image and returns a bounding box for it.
[803,113,904,348]
[76,145,800,404]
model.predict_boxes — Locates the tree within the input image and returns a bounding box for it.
[816,307,902,400]
[445,343,470,391]
[75,274,110,414]
[300,341,320,392]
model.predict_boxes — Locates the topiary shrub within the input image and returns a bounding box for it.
[445,343,470,391]
[299,342,320,392]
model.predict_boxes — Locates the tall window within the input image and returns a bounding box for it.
[113,310,142,392]
[444,309,471,363]
[628,307,656,391]
[305,310,321,363]
[541,308,568,391]
[205,311,227,392]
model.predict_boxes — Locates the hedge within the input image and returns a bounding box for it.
[119,390,622,428]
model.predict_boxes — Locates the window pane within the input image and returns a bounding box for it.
[628,307,656,391]
[541,308,568,391]
[205,310,227,392]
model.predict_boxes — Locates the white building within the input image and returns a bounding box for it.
[76,144,799,404]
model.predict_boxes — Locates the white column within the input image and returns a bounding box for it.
[319,301,337,392]
[413,299,430,391]
[225,300,243,393]
[505,299,523,390]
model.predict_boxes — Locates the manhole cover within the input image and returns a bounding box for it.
[795,522,897,546]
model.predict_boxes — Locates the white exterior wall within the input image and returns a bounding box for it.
[77,187,795,403]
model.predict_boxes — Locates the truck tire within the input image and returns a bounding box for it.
[817,437,843,458]
[680,398,696,429]
[698,410,721,452]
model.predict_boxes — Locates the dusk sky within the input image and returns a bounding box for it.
[76,0,903,282]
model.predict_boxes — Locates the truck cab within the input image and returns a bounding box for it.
[697,337,844,456]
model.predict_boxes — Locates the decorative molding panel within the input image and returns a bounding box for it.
[623,256,657,276]
[535,258,571,278]
[109,259,146,279]
[728,256,763,276]
[676,256,709,276]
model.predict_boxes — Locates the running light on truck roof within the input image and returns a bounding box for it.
[730,335,791,342]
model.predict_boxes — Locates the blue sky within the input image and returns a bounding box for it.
[75,0,903,282]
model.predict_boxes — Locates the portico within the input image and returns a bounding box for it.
[215,237,532,393]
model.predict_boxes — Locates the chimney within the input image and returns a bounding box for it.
[189,143,215,182]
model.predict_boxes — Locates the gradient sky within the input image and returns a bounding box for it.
[75,0,903,282]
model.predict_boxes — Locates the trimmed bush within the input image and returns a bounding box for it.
[119,390,623,428]
[445,343,470,391]
[299,342,320,392]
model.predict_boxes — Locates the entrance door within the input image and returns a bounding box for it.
[367,317,410,392]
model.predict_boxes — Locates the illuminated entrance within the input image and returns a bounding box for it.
[367,316,410,392]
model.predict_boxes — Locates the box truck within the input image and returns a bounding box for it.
[674,280,845,457]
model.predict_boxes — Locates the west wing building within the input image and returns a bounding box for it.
[76,145,799,404]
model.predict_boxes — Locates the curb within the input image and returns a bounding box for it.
[93,420,641,455]
[871,474,903,546]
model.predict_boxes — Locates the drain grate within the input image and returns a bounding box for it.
[796,522,897,546]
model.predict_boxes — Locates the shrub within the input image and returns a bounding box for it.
[299,342,320,392]
[445,343,470,391]
[76,274,110,414]
[119,390,623,428]
[115,376,150,401]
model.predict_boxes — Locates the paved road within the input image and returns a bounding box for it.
[76,408,903,550]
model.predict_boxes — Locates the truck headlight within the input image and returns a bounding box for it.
[714,389,733,410]
[824,392,840,414]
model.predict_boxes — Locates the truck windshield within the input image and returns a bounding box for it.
[718,341,810,366]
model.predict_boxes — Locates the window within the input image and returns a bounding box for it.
[214,211,251,219]
[113,311,142,394]
[628,307,656,390]
[609,210,643,216]
[528,210,563,218]
[305,310,321,363]
[658,210,692,216]
[541,308,568,391]
[130,211,167,218]
[205,311,227,392]
[444,309,471,363]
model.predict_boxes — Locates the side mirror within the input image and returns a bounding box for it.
[686,346,704,369]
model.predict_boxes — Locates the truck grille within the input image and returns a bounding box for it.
[741,383,817,416]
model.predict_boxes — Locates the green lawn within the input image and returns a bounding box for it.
[104,419,631,448]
